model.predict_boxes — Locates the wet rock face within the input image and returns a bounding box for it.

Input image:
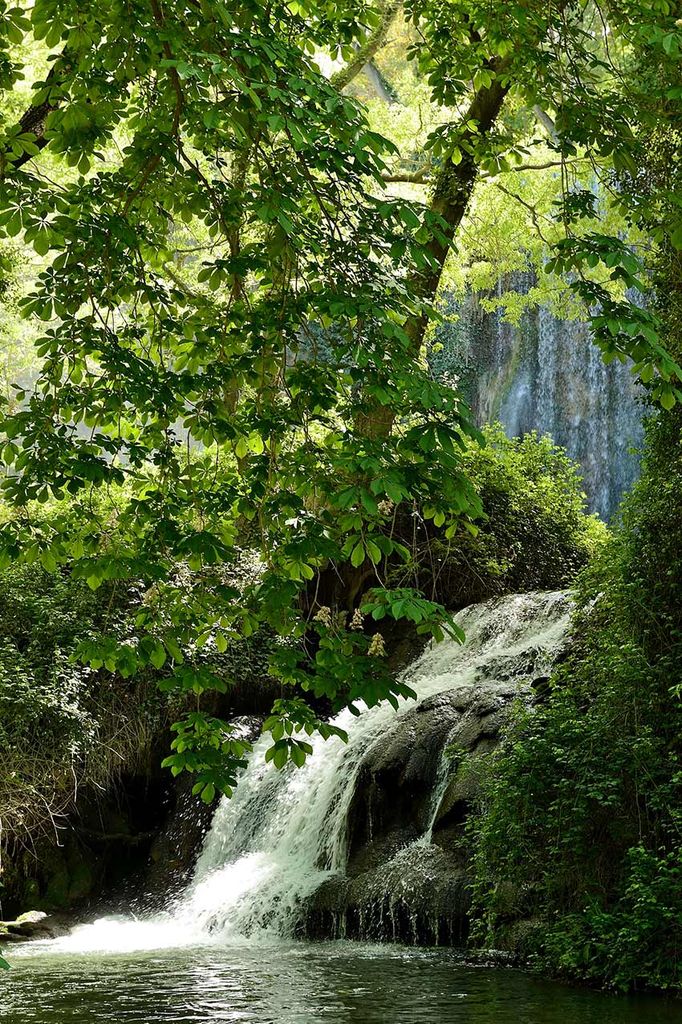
[435,284,644,519]
[305,681,534,945]
[304,846,470,945]
[303,593,572,945]
[342,693,459,877]
[146,717,263,904]
[342,687,504,875]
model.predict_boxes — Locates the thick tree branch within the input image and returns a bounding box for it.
[480,158,587,178]
[3,58,70,172]
[163,262,203,300]
[402,64,512,353]
[355,63,512,441]
[382,166,430,183]
[381,158,586,186]
[330,1,401,91]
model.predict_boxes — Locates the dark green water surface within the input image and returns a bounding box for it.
[1,943,680,1023]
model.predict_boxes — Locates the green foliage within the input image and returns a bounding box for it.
[0,538,281,842]
[469,406,682,992]
[541,845,682,993]
[467,93,682,992]
[395,424,605,611]
[0,0,678,804]
[0,0,486,792]
[0,562,115,748]
[162,713,251,803]
[0,558,170,839]
[392,0,682,394]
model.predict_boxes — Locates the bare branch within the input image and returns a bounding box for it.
[533,104,558,140]
[492,181,553,245]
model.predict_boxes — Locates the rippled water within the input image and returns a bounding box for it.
[1,944,679,1024]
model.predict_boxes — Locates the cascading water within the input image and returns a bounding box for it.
[32,591,571,955]
[433,283,644,520]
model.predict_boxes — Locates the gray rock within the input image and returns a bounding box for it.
[1,910,70,940]
[299,591,573,945]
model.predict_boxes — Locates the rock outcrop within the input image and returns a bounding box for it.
[304,593,571,944]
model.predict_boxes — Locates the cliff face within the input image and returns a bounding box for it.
[433,286,644,520]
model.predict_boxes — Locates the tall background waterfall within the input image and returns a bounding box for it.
[433,283,645,520]
[30,591,571,955]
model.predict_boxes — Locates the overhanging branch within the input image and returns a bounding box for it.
[330,1,401,91]
[381,157,587,186]
[3,56,70,173]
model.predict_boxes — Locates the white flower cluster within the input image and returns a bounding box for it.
[313,606,333,626]
[368,633,386,657]
[350,607,364,631]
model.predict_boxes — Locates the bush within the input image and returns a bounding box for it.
[393,423,606,611]
[0,543,278,853]
[0,563,168,843]
[469,407,682,992]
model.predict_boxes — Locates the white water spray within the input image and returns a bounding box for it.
[27,591,570,955]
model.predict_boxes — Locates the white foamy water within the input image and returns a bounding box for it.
[19,591,570,956]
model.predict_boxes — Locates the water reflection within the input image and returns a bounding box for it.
[1,944,678,1024]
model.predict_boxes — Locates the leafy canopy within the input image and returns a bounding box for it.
[0,0,484,799]
[0,0,680,802]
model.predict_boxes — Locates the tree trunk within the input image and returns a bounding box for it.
[404,68,511,354]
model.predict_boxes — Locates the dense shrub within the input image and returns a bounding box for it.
[469,121,682,993]
[393,423,605,611]
[469,407,682,992]
[0,564,168,843]
[0,551,276,850]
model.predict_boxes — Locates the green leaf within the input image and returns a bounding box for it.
[350,542,365,568]
[273,744,288,769]
[659,388,676,411]
[366,541,382,565]
[290,744,306,768]
[150,646,167,670]
[40,549,57,572]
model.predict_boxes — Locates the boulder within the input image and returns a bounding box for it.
[1,910,71,940]
[303,678,535,944]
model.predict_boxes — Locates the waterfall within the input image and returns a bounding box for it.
[434,287,644,519]
[33,591,571,955]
